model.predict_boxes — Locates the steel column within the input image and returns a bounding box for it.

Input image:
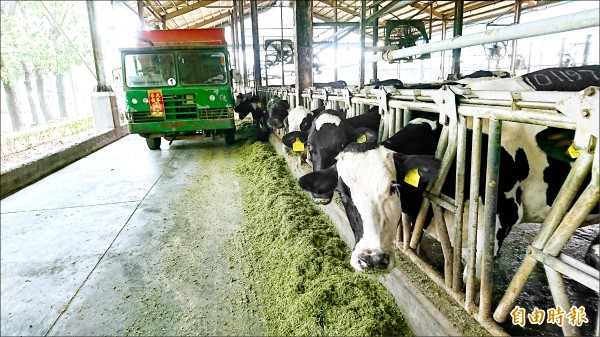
[478,118,502,321]
[450,1,464,80]
[464,116,482,313]
[250,0,261,87]
[238,0,248,88]
[293,0,313,108]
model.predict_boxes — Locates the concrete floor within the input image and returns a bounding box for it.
[1,134,265,336]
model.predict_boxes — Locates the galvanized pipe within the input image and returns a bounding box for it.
[533,152,595,249]
[403,108,412,128]
[545,266,580,336]
[238,0,248,88]
[410,125,450,249]
[479,118,502,321]
[492,145,593,323]
[388,108,396,138]
[531,248,599,292]
[402,212,412,251]
[559,253,600,285]
[432,203,453,288]
[376,10,599,64]
[452,114,467,293]
[465,117,482,313]
[396,108,403,132]
[543,152,599,255]
[422,191,457,213]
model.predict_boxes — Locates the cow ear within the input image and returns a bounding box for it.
[535,127,576,163]
[352,127,378,143]
[298,165,338,194]
[282,131,308,148]
[393,153,441,184]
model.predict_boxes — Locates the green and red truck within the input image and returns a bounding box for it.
[119,28,236,149]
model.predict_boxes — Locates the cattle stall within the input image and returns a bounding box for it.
[254,9,599,336]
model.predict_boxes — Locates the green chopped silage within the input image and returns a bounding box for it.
[233,140,413,336]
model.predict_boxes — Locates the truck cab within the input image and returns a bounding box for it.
[120,29,236,149]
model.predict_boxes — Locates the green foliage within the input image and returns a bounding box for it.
[0,116,94,155]
[233,141,413,336]
[0,1,93,82]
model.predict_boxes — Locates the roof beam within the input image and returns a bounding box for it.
[318,0,359,17]
[162,0,218,20]
[365,0,417,23]
[142,0,163,22]
[410,1,443,19]
[186,10,231,29]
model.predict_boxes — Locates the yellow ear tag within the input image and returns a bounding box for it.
[293,138,305,152]
[257,102,262,108]
[404,168,420,187]
[567,144,580,159]
[357,134,367,143]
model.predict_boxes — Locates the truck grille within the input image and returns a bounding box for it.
[130,94,233,122]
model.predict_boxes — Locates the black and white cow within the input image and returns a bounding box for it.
[298,112,595,272]
[366,79,405,89]
[281,105,326,134]
[465,65,599,91]
[282,107,381,204]
[297,65,599,273]
[298,141,440,270]
[234,93,270,141]
[265,96,291,129]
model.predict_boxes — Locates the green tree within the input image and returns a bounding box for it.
[1,2,25,131]
[1,1,93,131]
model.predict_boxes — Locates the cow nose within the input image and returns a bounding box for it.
[312,197,332,205]
[268,116,284,128]
[357,252,390,270]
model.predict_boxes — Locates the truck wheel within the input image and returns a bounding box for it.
[146,137,161,150]
[225,129,235,145]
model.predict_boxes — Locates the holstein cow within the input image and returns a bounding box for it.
[298,109,595,273]
[234,93,270,141]
[281,105,327,135]
[282,106,381,197]
[465,64,599,91]
[299,66,600,270]
[298,141,440,270]
[265,96,291,129]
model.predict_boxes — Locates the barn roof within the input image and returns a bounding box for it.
[115,0,568,39]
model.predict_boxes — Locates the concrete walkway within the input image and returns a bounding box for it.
[1,134,265,336]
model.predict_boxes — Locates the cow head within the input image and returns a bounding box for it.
[266,96,290,129]
[282,110,377,204]
[283,106,314,134]
[234,94,265,120]
[234,94,270,141]
[298,142,440,271]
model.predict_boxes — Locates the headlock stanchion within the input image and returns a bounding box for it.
[256,84,599,336]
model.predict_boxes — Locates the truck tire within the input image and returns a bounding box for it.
[146,137,161,150]
[224,129,235,145]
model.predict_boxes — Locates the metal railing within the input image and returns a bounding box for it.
[257,83,599,336]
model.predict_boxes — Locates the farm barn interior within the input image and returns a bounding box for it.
[1,1,599,336]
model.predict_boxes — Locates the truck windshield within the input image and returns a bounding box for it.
[178,52,227,85]
[124,53,175,87]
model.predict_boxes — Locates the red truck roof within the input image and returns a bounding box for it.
[136,28,227,47]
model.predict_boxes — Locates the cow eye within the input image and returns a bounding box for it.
[390,181,401,196]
